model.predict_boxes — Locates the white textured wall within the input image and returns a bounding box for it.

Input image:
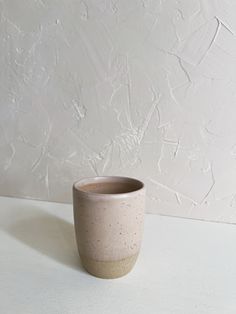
[1,0,236,223]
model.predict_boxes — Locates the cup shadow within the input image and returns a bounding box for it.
[3,205,85,273]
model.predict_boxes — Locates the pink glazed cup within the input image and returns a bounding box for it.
[73,176,145,279]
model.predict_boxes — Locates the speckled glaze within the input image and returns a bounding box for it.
[73,176,145,279]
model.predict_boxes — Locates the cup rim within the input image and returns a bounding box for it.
[73,176,145,199]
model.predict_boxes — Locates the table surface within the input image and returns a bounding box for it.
[1,196,236,314]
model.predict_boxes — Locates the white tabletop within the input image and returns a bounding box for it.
[0,196,236,314]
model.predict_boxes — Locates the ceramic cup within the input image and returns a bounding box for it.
[73,176,145,279]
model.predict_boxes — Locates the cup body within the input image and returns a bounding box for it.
[73,176,145,279]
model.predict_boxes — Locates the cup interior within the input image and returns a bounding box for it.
[74,176,144,195]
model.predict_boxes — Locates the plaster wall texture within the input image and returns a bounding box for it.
[1,0,236,223]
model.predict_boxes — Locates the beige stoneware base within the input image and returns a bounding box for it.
[80,253,139,279]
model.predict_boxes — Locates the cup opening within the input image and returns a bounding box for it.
[74,176,144,195]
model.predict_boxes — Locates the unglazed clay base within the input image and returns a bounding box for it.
[80,253,139,279]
